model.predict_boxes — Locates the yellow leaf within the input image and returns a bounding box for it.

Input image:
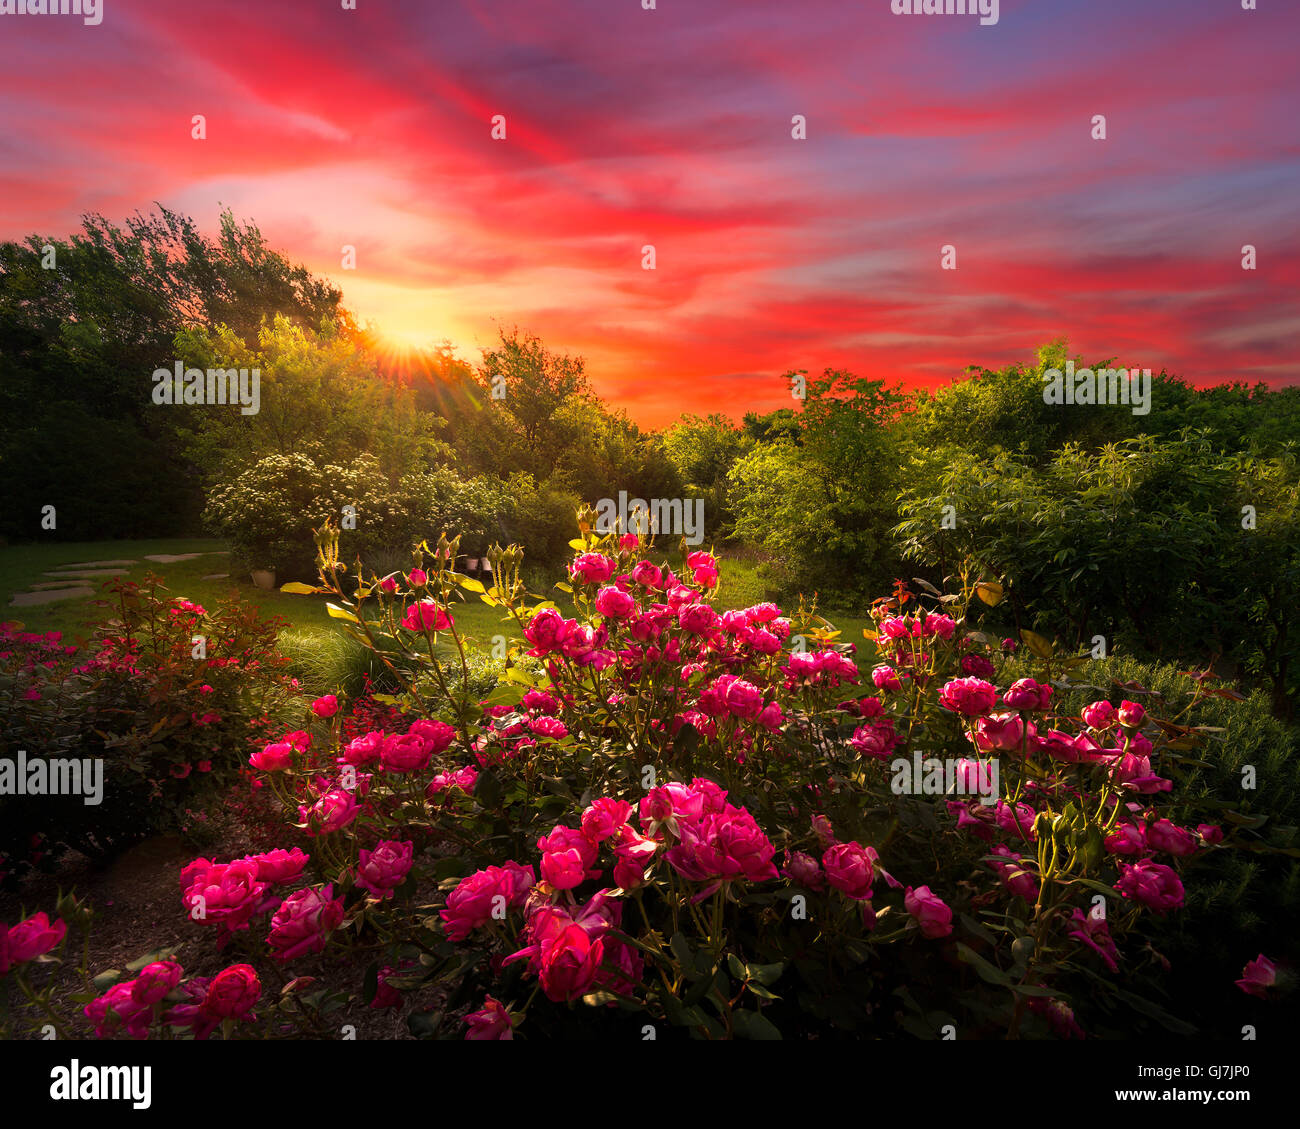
[568,538,587,551]
[326,603,360,623]
[457,577,486,594]
[279,582,319,595]
[1020,629,1054,659]
[974,581,1004,607]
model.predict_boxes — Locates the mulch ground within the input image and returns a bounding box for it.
[1,779,448,1041]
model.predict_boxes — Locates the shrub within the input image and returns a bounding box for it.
[0,576,300,879]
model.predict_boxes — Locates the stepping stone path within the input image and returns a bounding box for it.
[11,587,95,606]
[55,560,137,568]
[11,550,232,608]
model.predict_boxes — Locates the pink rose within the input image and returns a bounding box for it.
[311,694,339,718]
[341,730,384,766]
[380,733,432,773]
[938,677,998,717]
[242,847,310,884]
[6,912,67,964]
[85,983,152,1039]
[581,798,634,843]
[783,850,825,891]
[677,603,721,636]
[267,885,344,961]
[594,585,637,619]
[1081,700,1117,729]
[524,608,573,654]
[465,995,513,1039]
[1144,819,1198,858]
[356,839,415,899]
[408,719,456,756]
[1117,699,1146,727]
[298,788,359,834]
[1235,954,1277,999]
[402,601,453,632]
[904,885,953,938]
[972,711,1024,752]
[1115,859,1184,915]
[1002,678,1051,711]
[180,858,267,930]
[441,866,523,940]
[570,553,616,585]
[130,960,184,1005]
[822,842,875,900]
[202,963,261,1019]
[250,741,294,772]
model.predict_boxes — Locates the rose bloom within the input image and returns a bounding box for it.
[380,732,432,773]
[267,885,345,962]
[961,652,996,678]
[524,607,573,654]
[677,603,721,635]
[666,803,779,893]
[822,841,875,900]
[340,730,384,766]
[848,720,898,760]
[6,911,67,964]
[972,711,1025,752]
[1235,954,1278,999]
[1145,819,1198,858]
[202,963,262,1019]
[594,585,637,619]
[1115,859,1185,915]
[402,601,453,633]
[1198,823,1224,845]
[179,858,267,930]
[570,553,616,585]
[130,960,184,1005]
[311,694,339,718]
[722,677,764,720]
[871,664,902,692]
[298,788,359,835]
[1104,822,1147,856]
[441,866,523,941]
[581,798,634,843]
[904,886,953,938]
[630,560,664,589]
[938,677,998,717]
[1117,699,1146,727]
[242,847,310,884]
[249,741,293,772]
[85,982,152,1039]
[357,839,415,899]
[1081,700,1117,729]
[782,850,825,891]
[1002,678,1051,711]
[465,995,513,1040]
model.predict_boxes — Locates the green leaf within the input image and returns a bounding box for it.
[731,1009,782,1040]
[955,942,1013,987]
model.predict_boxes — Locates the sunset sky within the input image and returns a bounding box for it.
[1,0,1297,427]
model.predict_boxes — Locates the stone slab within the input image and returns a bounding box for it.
[11,587,94,606]
[42,569,128,579]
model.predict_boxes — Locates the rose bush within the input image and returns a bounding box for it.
[3,519,1290,1039]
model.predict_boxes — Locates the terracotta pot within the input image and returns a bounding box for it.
[250,569,276,590]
